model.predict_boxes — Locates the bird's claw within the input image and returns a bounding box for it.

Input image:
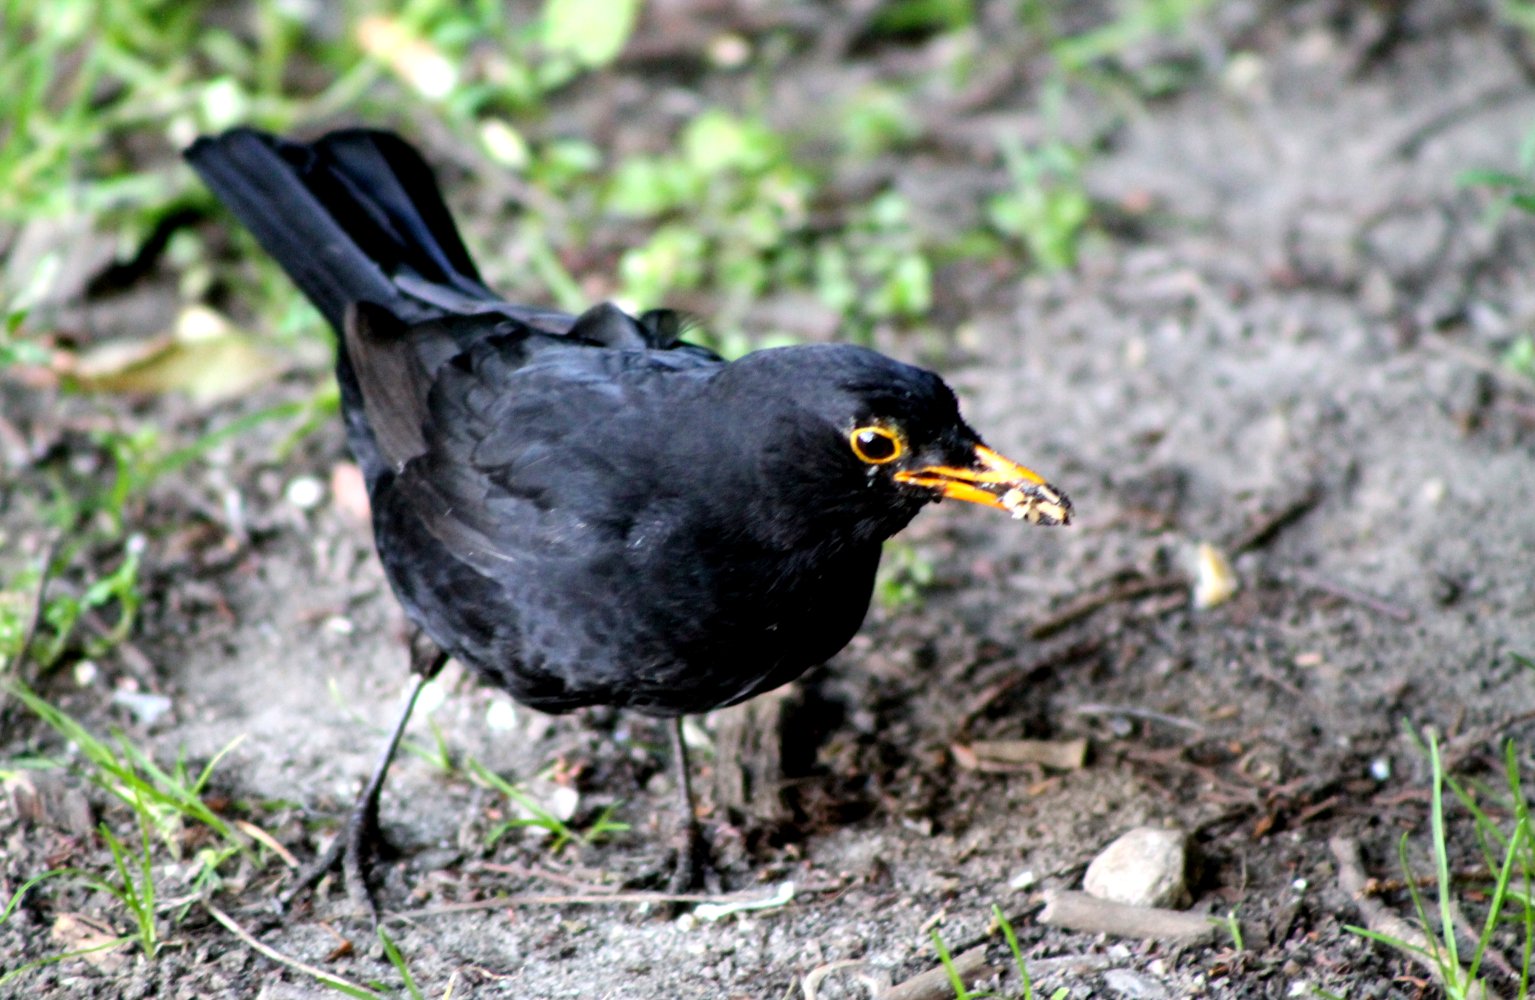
[279,803,387,926]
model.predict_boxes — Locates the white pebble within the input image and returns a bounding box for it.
[485,698,519,731]
[285,475,326,510]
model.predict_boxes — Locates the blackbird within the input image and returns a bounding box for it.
[185,128,1071,918]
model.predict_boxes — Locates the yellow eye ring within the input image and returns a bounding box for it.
[849,425,903,465]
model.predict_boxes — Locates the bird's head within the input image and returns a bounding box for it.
[710,345,1072,544]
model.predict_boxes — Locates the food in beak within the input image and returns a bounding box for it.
[895,445,1072,526]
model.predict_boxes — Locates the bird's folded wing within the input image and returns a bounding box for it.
[381,333,718,576]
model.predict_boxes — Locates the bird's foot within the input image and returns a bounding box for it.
[279,801,390,925]
[667,817,708,897]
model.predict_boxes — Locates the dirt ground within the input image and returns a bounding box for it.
[5,2,1535,998]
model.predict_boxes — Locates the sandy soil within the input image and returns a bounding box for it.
[5,3,1535,998]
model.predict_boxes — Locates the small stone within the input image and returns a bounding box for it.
[1008,869,1036,891]
[1103,968,1172,999]
[485,698,519,731]
[322,615,354,636]
[74,659,100,687]
[284,475,325,510]
[111,688,173,726]
[1083,826,1191,909]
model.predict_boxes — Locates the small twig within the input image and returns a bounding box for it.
[1023,952,1117,979]
[474,860,622,892]
[204,901,374,995]
[1028,574,1188,640]
[1037,890,1217,945]
[234,820,299,869]
[877,945,993,1000]
[1329,836,1497,1000]
[1293,793,1344,827]
[1072,702,1205,733]
[1362,867,1495,897]
[1392,83,1531,159]
[1441,709,1535,771]
[1226,488,1322,555]
[1284,568,1415,622]
[1421,334,1535,396]
[390,884,811,921]
[959,638,1101,728]
[1452,897,1517,985]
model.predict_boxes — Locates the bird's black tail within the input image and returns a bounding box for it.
[184,128,497,332]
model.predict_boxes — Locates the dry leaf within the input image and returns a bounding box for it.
[65,306,285,403]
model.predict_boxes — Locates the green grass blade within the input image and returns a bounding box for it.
[1428,734,1462,979]
[1467,816,1527,986]
[991,904,1034,998]
[928,928,973,1000]
[376,927,425,1000]
[0,867,80,923]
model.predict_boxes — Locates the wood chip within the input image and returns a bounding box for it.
[952,737,1088,772]
[878,945,994,1000]
[1038,889,1217,945]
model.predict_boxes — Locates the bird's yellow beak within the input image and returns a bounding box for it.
[894,445,1072,525]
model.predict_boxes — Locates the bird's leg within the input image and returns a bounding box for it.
[281,634,448,923]
[667,715,705,896]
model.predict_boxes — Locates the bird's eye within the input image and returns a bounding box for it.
[849,425,903,465]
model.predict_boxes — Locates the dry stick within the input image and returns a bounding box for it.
[876,945,993,1000]
[1393,84,1533,158]
[234,819,299,869]
[1227,488,1322,555]
[959,638,1101,729]
[1072,702,1205,733]
[1284,568,1416,622]
[390,886,794,920]
[1024,952,1117,980]
[474,860,625,893]
[1442,709,1535,772]
[1422,334,1535,394]
[1329,836,1499,1000]
[1037,890,1217,945]
[204,902,375,996]
[1028,574,1188,640]
[1451,897,1519,987]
